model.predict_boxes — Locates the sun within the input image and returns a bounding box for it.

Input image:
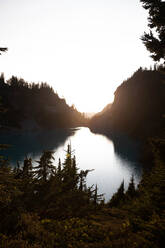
[64,91,114,113]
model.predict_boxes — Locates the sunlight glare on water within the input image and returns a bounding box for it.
[1,127,142,201]
[54,127,142,201]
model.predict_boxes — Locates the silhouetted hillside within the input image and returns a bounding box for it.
[90,68,165,139]
[0,74,86,130]
[96,103,112,116]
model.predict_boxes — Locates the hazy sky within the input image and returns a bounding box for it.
[0,0,153,112]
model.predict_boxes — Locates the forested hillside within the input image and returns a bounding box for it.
[90,68,165,139]
[0,74,86,130]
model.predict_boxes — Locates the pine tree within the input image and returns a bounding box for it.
[108,180,125,207]
[93,184,98,206]
[57,158,62,173]
[0,144,10,168]
[140,0,165,63]
[13,161,22,179]
[126,175,136,198]
[22,157,33,179]
[62,145,79,190]
[79,169,92,191]
[34,151,55,182]
[0,73,5,85]
[56,158,62,180]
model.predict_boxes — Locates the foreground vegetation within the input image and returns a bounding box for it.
[0,134,164,248]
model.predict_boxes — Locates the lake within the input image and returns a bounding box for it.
[0,127,142,201]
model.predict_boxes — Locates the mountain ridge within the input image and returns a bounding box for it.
[89,68,165,139]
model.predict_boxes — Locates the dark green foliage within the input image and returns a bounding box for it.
[0,135,164,247]
[140,0,165,62]
[126,175,136,199]
[79,169,93,191]
[42,145,103,219]
[62,145,79,190]
[22,157,33,179]
[34,151,55,182]
[0,145,104,241]
[108,180,125,207]
[0,165,23,234]
[0,143,10,168]
[0,145,101,221]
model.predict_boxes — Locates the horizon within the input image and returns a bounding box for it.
[0,0,154,112]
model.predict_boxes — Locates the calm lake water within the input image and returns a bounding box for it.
[1,127,142,201]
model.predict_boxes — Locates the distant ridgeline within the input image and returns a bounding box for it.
[90,68,165,139]
[0,74,86,130]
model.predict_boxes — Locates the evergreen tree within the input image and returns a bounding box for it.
[79,169,92,191]
[93,184,98,206]
[22,157,33,179]
[13,161,22,179]
[140,0,165,63]
[57,158,62,173]
[62,145,79,190]
[56,158,62,180]
[0,73,5,85]
[34,151,55,182]
[126,175,136,198]
[108,180,125,207]
[0,144,10,168]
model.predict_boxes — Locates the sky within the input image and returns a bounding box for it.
[0,0,153,113]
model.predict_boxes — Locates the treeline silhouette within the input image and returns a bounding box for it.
[0,73,86,129]
[90,67,165,139]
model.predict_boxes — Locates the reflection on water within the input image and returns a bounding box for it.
[0,128,76,164]
[1,127,142,201]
